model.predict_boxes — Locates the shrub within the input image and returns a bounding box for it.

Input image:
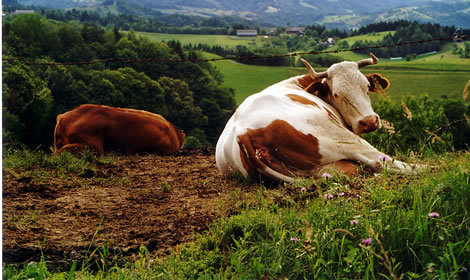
[182,136,203,149]
[364,95,455,156]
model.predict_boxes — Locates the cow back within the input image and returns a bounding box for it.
[54,104,185,155]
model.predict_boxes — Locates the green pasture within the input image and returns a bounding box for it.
[207,59,304,104]
[338,31,395,46]
[137,32,257,47]
[139,32,469,104]
[209,52,470,104]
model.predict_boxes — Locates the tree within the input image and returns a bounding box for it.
[157,77,208,142]
[2,61,54,147]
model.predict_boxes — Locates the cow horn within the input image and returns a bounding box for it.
[357,53,378,68]
[301,58,328,80]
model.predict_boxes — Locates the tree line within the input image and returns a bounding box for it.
[350,21,468,58]
[3,13,236,149]
[3,0,261,35]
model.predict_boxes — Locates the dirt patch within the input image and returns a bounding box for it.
[2,149,259,270]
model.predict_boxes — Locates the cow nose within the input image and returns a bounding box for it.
[358,115,379,134]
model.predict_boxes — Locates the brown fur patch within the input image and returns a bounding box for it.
[287,94,320,108]
[54,104,185,155]
[296,74,314,89]
[238,119,322,180]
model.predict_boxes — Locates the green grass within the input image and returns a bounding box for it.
[206,53,304,104]
[137,32,258,47]
[139,32,469,104]
[338,31,396,46]
[4,151,469,279]
[209,50,470,104]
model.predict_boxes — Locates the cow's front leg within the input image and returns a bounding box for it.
[351,151,425,175]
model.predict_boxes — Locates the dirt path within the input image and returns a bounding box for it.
[2,150,259,270]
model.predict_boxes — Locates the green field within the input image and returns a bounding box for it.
[141,33,469,104]
[338,31,396,46]
[137,32,258,47]
[209,51,470,104]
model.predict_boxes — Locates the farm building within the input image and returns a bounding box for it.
[285,27,305,35]
[13,10,35,14]
[237,29,258,37]
[266,28,276,36]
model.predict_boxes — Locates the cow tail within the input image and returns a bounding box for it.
[237,135,295,183]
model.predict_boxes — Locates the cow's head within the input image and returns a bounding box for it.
[301,53,389,134]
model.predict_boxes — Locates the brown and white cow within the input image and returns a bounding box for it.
[215,53,423,182]
[54,104,185,155]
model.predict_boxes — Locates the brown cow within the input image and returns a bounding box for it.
[54,104,185,155]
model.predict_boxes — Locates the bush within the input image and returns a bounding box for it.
[363,95,459,156]
[182,136,202,149]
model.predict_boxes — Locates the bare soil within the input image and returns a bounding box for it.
[2,149,261,270]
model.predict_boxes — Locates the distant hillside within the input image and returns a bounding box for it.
[14,0,470,29]
[10,0,265,30]
[319,1,470,30]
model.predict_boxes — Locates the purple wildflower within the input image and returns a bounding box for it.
[325,193,334,199]
[362,238,372,245]
[378,155,391,161]
[322,172,332,179]
[428,212,440,218]
[300,187,306,192]
[350,219,358,225]
[290,237,299,243]
[339,192,345,197]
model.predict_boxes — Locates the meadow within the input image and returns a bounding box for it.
[137,32,258,47]
[211,52,470,104]
[140,32,469,104]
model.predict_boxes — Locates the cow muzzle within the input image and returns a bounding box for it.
[357,115,380,134]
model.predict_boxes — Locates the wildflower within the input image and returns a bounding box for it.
[338,192,345,197]
[300,187,306,192]
[378,155,391,161]
[362,238,372,245]
[290,237,299,243]
[325,193,334,199]
[322,172,332,179]
[428,212,440,218]
[304,240,310,244]
[350,219,358,225]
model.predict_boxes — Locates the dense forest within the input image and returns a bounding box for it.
[2,13,236,149]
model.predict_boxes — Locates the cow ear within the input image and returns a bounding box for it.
[367,73,389,93]
[305,80,329,98]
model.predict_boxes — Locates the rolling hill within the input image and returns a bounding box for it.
[14,0,470,29]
